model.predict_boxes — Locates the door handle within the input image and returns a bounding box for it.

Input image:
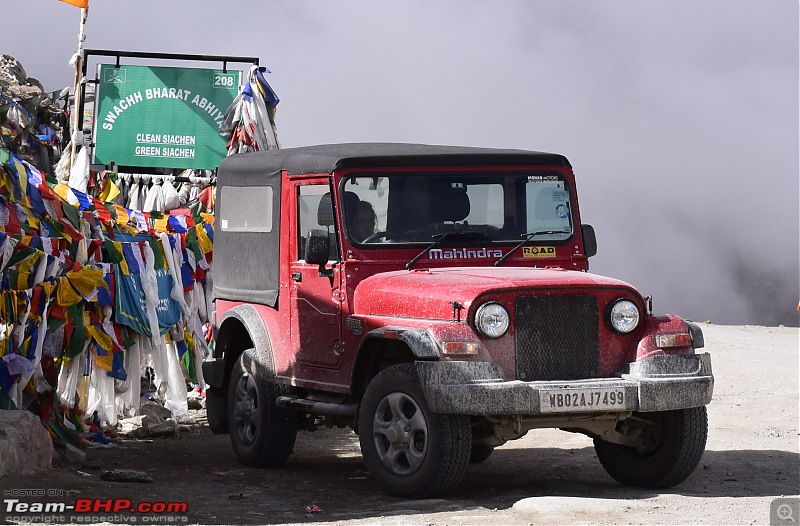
[291,272,302,282]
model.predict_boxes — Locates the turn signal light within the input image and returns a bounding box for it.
[442,342,479,355]
[655,333,693,348]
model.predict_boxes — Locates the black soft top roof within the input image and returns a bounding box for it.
[217,143,570,178]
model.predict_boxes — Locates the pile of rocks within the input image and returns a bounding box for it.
[116,400,205,439]
[0,54,68,171]
[0,54,46,100]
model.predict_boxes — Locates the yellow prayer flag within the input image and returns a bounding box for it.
[112,242,130,275]
[56,277,82,307]
[12,159,27,197]
[87,326,115,356]
[16,272,31,289]
[58,0,88,8]
[54,183,80,207]
[94,350,114,372]
[27,215,40,230]
[99,178,121,202]
[195,225,213,254]
[17,251,40,274]
[41,281,56,300]
[154,217,169,233]
[65,266,106,297]
[112,204,130,224]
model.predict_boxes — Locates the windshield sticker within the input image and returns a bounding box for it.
[523,246,557,258]
[555,204,569,218]
[429,247,504,260]
[551,190,568,202]
[528,175,560,183]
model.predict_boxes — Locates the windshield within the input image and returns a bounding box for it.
[342,172,573,245]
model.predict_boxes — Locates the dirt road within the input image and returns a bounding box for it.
[2,323,798,525]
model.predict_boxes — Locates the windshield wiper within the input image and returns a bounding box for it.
[493,230,565,267]
[406,230,482,270]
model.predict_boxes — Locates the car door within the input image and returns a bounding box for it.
[289,181,343,370]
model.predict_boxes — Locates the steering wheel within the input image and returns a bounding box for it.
[362,231,409,243]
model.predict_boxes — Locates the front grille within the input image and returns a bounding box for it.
[515,294,599,381]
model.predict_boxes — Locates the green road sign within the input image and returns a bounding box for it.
[94,64,240,169]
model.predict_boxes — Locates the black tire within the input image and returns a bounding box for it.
[358,363,472,498]
[469,445,495,464]
[227,349,297,467]
[594,406,708,488]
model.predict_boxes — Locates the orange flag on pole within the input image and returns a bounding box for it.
[59,0,88,8]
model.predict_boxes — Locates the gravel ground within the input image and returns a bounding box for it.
[1,323,797,526]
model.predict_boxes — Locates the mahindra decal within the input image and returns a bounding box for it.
[428,248,504,260]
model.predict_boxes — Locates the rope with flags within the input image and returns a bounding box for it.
[0,135,215,443]
[220,65,281,154]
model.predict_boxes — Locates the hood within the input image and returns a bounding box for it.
[353,266,638,320]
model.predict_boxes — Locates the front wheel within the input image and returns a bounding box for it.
[227,349,297,467]
[594,406,708,488]
[358,363,472,498]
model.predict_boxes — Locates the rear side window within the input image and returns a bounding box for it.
[219,186,273,232]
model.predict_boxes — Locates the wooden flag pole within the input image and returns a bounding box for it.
[68,6,89,172]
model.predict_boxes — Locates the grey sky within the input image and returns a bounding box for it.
[6,0,799,326]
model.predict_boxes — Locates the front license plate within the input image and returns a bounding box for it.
[540,387,626,413]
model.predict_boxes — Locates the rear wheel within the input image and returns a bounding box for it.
[594,406,708,488]
[227,349,297,467]
[359,363,471,498]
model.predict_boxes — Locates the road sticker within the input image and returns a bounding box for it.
[522,246,557,258]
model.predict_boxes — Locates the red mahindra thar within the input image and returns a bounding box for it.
[203,143,713,497]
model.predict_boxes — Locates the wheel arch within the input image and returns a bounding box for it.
[351,327,440,397]
[351,327,440,434]
[214,304,276,387]
[206,305,277,435]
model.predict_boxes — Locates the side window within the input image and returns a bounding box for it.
[297,184,335,261]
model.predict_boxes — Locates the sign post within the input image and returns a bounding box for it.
[93,64,240,169]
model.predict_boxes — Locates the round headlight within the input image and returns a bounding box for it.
[475,302,510,339]
[609,299,640,334]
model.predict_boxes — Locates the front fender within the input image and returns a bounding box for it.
[359,327,441,359]
[357,319,488,360]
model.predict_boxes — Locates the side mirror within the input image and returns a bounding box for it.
[305,229,333,277]
[581,224,597,258]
